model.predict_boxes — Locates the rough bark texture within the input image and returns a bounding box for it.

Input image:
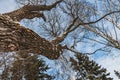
[3,0,63,21]
[0,14,62,59]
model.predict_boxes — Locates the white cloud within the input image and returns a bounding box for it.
[0,0,17,13]
[96,50,120,80]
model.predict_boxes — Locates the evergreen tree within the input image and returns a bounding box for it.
[70,53,113,80]
[1,52,53,80]
[114,70,120,79]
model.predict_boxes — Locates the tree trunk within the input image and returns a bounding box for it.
[0,14,62,59]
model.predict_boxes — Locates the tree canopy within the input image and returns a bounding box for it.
[0,0,120,79]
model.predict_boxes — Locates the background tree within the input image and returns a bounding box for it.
[1,52,53,80]
[114,70,120,79]
[70,53,112,80]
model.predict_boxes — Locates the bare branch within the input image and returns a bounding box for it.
[51,17,78,44]
[51,11,120,45]
[3,0,63,21]
[79,11,120,25]
[85,46,111,55]
[52,12,120,50]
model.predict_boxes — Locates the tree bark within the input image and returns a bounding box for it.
[3,0,63,21]
[0,0,64,59]
[0,15,62,59]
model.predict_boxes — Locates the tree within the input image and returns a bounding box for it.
[0,0,120,79]
[1,52,53,80]
[0,0,63,60]
[114,70,120,79]
[70,53,112,80]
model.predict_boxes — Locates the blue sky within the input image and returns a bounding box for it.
[0,0,120,80]
[0,0,17,13]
